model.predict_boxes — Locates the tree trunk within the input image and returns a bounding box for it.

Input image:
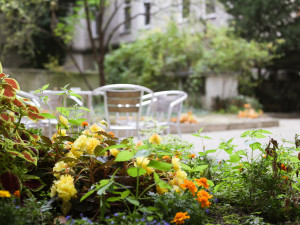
[99,51,106,86]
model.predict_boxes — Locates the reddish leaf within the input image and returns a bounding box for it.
[13,98,25,108]
[0,73,6,79]
[21,151,37,165]
[23,179,46,192]
[27,105,39,113]
[0,171,21,193]
[4,78,20,91]
[2,88,15,98]
[1,113,9,121]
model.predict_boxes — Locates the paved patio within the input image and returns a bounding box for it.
[180,119,300,160]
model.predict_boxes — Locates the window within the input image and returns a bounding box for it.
[144,2,151,25]
[204,0,216,19]
[124,0,131,31]
[182,0,190,18]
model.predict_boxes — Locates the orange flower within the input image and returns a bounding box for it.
[162,156,170,160]
[263,154,266,158]
[171,212,190,225]
[194,177,209,189]
[244,103,251,108]
[108,132,115,137]
[81,121,89,127]
[13,190,20,198]
[282,176,289,180]
[180,179,197,196]
[195,190,213,208]
[196,195,211,208]
[197,189,213,199]
[281,164,287,171]
[188,154,196,158]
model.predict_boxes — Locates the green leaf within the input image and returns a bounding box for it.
[120,190,130,199]
[69,92,82,100]
[97,181,114,196]
[106,197,121,202]
[157,180,172,190]
[114,150,134,162]
[202,136,212,139]
[127,167,147,177]
[134,150,151,158]
[41,84,49,91]
[68,118,86,125]
[0,62,2,73]
[80,189,96,202]
[192,165,208,172]
[205,149,217,154]
[198,152,205,156]
[180,163,192,172]
[289,156,299,162]
[79,107,91,112]
[292,183,300,191]
[227,155,241,163]
[258,129,272,134]
[148,160,172,171]
[241,130,252,138]
[56,107,70,117]
[198,127,204,133]
[94,145,105,157]
[126,197,140,206]
[227,138,234,144]
[207,180,214,187]
[153,172,160,182]
[39,113,56,119]
[254,132,266,138]
[249,142,262,150]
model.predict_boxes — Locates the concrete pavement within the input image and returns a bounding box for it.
[180,119,300,160]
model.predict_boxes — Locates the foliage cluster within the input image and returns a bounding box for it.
[0,72,300,224]
[105,22,276,94]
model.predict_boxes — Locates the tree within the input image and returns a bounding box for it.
[218,0,300,69]
[1,0,204,87]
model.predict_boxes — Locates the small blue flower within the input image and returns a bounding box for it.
[110,221,115,225]
[214,198,218,203]
[65,215,71,220]
[105,216,110,219]
[205,209,209,213]
[122,215,126,219]
[15,206,20,209]
[141,218,145,222]
[80,213,84,218]
[114,213,119,217]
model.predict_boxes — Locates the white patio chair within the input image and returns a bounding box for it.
[16,91,58,135]
[142,90,188,136]
[93,84,153,138]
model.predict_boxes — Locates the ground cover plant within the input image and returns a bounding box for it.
[0,71,300,224]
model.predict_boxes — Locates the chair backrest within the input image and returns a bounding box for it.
[31,90,83,114]
[143,90,188,124]
[93,84,153,129]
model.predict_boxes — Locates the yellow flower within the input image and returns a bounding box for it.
[70,135,89,158]
[82,129,91,136]
[135,157,150,168]
[172,157,181,172]
[145,166,155,175]
[110,148,120,157]
[0,190,11,198]
[59,115,68,127]
[171,212,190,225]
[53,161,69,178]
[156,185,168,195]
[149,133,162,145]
[172,185,181,193]
[52,133,58,142]
[86,137,100,155]
[176,170,187,180]
[99,120,107,126]
[58,129,67,136]
[90,123,104,133]
[52,174,77,203]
